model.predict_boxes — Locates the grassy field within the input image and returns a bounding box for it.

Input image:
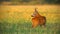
[0,5,60,34]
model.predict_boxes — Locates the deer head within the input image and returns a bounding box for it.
[31,8,40,17]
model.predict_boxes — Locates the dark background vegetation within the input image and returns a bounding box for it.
[0,0,60,5]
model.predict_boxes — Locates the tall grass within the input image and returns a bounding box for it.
[0,5,60,34]
[0,21,60,34]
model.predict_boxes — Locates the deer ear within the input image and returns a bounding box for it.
[34,8,38,13]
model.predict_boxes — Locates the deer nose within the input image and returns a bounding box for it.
[31,15,34,17]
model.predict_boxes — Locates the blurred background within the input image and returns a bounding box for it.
[0,0,60,5]
[0,0,60,34]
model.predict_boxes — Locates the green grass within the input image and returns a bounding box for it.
[0,21,60,34]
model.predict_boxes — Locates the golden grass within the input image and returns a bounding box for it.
[0,5,60,23]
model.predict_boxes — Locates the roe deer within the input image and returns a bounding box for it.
[31,8,46,28]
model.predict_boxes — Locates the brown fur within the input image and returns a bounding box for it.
[31,8,46,28]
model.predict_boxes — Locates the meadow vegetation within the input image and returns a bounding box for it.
[0,5,60,34]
